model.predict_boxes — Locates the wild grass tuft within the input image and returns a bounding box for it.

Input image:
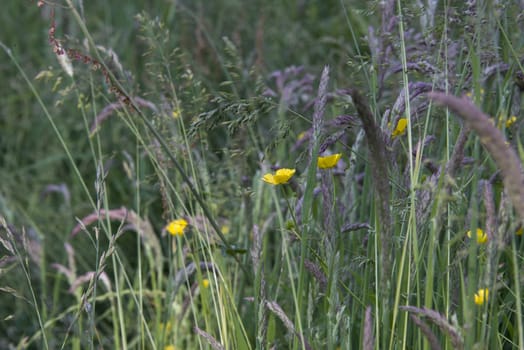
[1,1,524,349]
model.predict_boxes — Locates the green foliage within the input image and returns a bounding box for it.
[1,1,524,349]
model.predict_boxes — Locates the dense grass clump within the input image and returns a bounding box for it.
[1,1,524,349]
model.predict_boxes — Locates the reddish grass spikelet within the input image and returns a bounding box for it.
[70,207,162,267]
[304,259,327,292]
[264,65,315,110]
[40,183,70,204]
[46,7,135,109]
[400,305,463,350]
[193,326,225,350]
[265,301,312,350]
[90,97,158,134]
[71,207,129,236]
[408,314,442,350]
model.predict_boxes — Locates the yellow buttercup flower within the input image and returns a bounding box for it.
[392,118,408,138]
[317,153,342,169]
[467,228,488,244]
[164,346,177,350]
[160,321,173,335]
[201,279,210,288]
[297,131,307,141]
[466,88,485,101]
[506,115,517,128]
[166,219,188,236]
[172,108,181,119]
[262,168,296,185]
[474,288,489,306]
[221,224,230,235]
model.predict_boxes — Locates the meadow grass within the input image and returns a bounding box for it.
[1,0,524,349]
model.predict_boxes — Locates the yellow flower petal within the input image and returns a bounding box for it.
[221,225,230,235]
[392,118,408,138]
[506,115,517,128]
[297,131,307,141]
[317,153,342,169]
[202,279,210,288]
[160,321,173,334]
[262,168,296,185]
[474,288,489,305]
[262,173,277,185]
[166,219,188,236]
[274,168,296,183]
[172,108,181,119]
[467,228,488,244]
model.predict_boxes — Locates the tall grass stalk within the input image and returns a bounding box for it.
[3,1,524,349]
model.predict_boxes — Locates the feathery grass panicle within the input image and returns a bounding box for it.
[250,225,268,348]
[341,222,372,233]
[47,7,133,107]
[348,88,392,284]
[416,125,471,230]
[320,166,335,240]
[250,224,263,273]
[265,301,312,350]
[193,326,225,350]
[400,306,463,350]
[482,180,496,241]
[310,65,330,159]
[446,126,471,178]
[376,0,397,94]
[300,65,330,270]
[363,306,375,350]
[407,314,442,350]
[90,97,158,134]
[303,259,327,292]
[429,92,524,224]
[0,218,15,256]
